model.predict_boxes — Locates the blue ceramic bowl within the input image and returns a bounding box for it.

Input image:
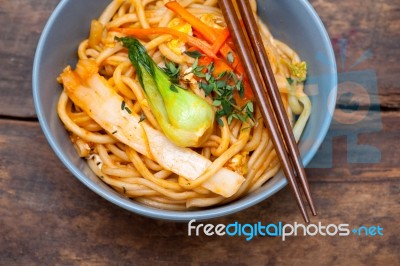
[33,0,337,221]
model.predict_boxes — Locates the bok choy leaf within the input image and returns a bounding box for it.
[117,37,215,147]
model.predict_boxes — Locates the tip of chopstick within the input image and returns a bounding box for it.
[311,205,317,216]
[218,0,317,223]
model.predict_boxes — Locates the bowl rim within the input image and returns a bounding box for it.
[32,0,337,222]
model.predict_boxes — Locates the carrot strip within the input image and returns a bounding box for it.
[165,1,217,43]
[213,59,232,76]
[211,28,230,54]
[110,27,218,59]
[165,2,244,74]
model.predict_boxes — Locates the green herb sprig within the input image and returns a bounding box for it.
[197,61,254,126]
[162,49,255,127]
[162,59,181,84]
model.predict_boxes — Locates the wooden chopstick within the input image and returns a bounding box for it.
[235,0,317,217]
[218,0,315,222]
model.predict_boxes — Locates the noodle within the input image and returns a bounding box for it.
[57,0,311,210]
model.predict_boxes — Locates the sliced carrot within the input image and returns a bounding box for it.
[242,79,254,100]
[198,56,213,68]
[192,30,209,44]
[197,57,233,77]
[165,2,244,75]
[110,27,218,59]
[211,28,230,54]
[165,1,217,43]
[213,59,232,76]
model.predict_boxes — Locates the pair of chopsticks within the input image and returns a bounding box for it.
[218,0,317,222]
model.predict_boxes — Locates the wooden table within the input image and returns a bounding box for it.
[1,0,399,265]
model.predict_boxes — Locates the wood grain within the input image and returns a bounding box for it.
[0,0,399,265]
[0,0,59,118]
[312,0,400,109]
[307,111,400,182]
[0,118,399,265]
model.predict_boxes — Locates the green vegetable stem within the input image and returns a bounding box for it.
[117,37,215,148]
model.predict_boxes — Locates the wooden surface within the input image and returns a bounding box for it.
[1,0,399,265]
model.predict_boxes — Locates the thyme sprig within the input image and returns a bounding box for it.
[197,63,254,126]
[162,59,181,84]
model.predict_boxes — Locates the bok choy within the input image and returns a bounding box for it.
[117,37,215,147]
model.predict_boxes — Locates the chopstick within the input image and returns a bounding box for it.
[218,0,316,222]
[235,0,317,217]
